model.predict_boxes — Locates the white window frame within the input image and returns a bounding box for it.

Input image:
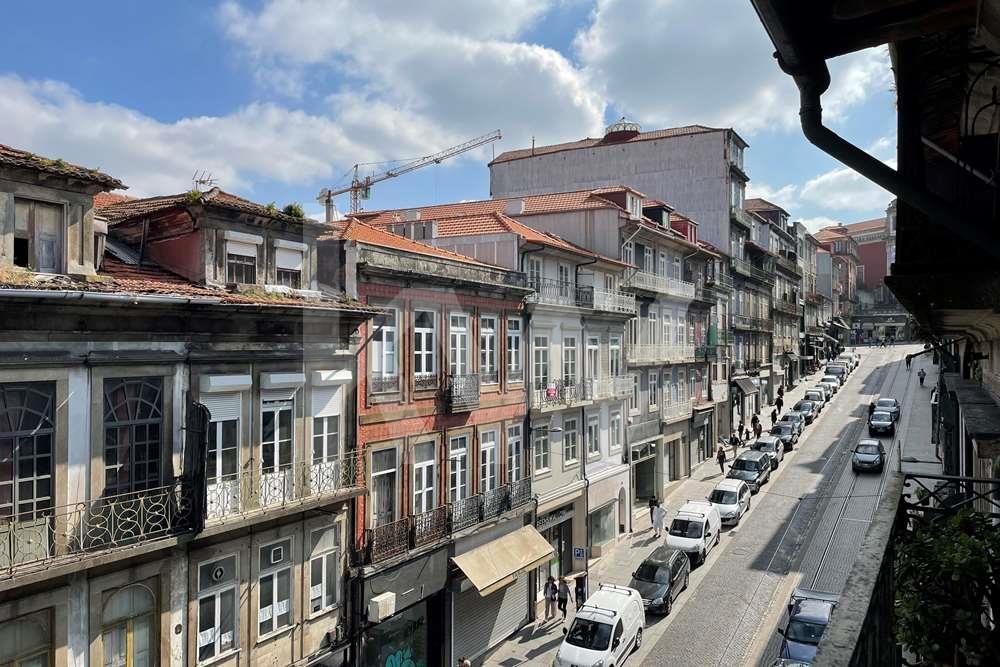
[648,311,658,345]
[563,336,578,385]
[622,242,634,265]
[586,414,600,457]
[534,428,550,473]
[562,419,579,466]
[371,308,398,379]
[629,375,639,414]
[257,538,293,639]
[644,247,654,273]
[586,337,600,381]
[480,430,497,493]
[196,554,239,663]
[507,425,523,484]
[449,313,470,376]
[609,336,622,377]
[507,318,522,376]
[533,335,549,390]
[480,315,497,381]
[449,435,468,502]
[413,309,437,379]
[610,411,622,453]
[370,448,397,527]
[558,264,572,297]
[648,372,659,410]
[412,442,436,515]
[308,526,342,617]
[527,257,543,289]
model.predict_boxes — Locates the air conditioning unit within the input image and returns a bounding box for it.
[368,592,396,623]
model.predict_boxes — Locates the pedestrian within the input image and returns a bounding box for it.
[458,659,472,667]
[754,421,762,439]
[717,445,727,474]
[744,426,751,443]
[575,575,587,611]
[918,368,926,387]
[648,496,658,527]
[775,396,784,413]
[770,408,778,426]
[543,576,558,621]
[730,432,740,458]
[652,502,665,538]
[777,385,785,399]
[905,356,912,371]
[751,413,759,431]
[868,400,876,417]
[558,577,574,620]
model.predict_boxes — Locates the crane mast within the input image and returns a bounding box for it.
[318,129,502,219]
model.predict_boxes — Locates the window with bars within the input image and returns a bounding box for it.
[103,377,163,495]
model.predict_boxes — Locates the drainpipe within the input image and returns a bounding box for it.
[784,58,1000,260]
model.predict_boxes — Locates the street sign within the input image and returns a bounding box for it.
[573,547,586,560]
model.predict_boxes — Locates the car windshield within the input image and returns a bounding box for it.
[785,619,827,645]
[756,441,776,453]
[805,393,822,400]
[732,458,759,471]
[669,519,703,538]
[877,399,896,408]
[856,444,880,455]
[565,618,613,651]
[822,377,838,383]
[872,412,891,422]
[772,425,791,435]
[794,401,813,411]
[634,562,671,584]
[709,489,737,504]
[780,414,800,423]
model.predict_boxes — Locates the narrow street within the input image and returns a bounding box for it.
[487,344,932,666]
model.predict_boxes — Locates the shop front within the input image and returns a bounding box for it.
[587,462,631,554]
[731,377,759,435]
[690,406,714,464]
[535,504,575,603]
[629,436,664,507]
[362,598,436,667]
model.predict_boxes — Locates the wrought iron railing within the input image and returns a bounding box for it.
[730,257,753,278]
[508,368,524,383]
[532,379,588,410]
[205,453,364,523]
[412,506,449,548]
[625,271,696,299]
[367,517,410,564]
[369,374,399,394]
[586,375,634,401]
[510,478,532,509]
[451,495,482,531]
[526,278,591,309]
[482,486,510,522]
[730,205,753,228]
[661,399,693,424]
[447,374,480,411]
[627,343,695,364]
[774,253,802,276]
[414,373,438,391]
[772,300,800,316]
[591,287,637,314]
[479,369,499,385]
[0,481,193,577]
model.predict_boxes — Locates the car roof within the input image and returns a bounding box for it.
[736,450,768,461]
[872,411,892,419]
[857,438,880,446]
[756,434,779,443]
[876,397,897,404]
[714,478,746,492]
[644,545,683,565]
[792,598,835,623]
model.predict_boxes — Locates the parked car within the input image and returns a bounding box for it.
[556,584,645,667]
[708,478,752,526]
[752,434,785,469]
[777,589,839,664]
[771,423,799,451]
[628,546,690,615]
[820,375,841,391]
[665,501,722,565]
[875,397,900,422]
[868,411,896,437]
[812,383,833,400]
[803,390,826,412]
[836,353,857,371]
[824,364,847,383]
[727,450,772,492]
[778,412,804,435]
[792,400,817,424]
[852,439,886,473]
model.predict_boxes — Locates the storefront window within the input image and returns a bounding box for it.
[362,601,429,667]
[588,503,616,546]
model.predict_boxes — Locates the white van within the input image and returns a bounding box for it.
[665,500,722,565]
[554,584,645,667]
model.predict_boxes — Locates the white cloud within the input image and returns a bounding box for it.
[799,163,893,212]
[799,216,845,233]
[746,182,799,209]
[574,0,891,135]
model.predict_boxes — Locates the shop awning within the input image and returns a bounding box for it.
[732,377,758,395]
[783,351,800,360]
[823,333,839,343]
[832,318,851,330]
[452,526,554,596]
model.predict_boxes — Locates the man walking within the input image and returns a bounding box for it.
[652,501,665,538]
[717,445,727,474]
[771,407,778,426]
[648,496,659,527]
[775,395,784,413]
[905,355,912,371]
[558,577,574,621]
[918,368,926,387]
[754,421,763,440]
[730,432,740,458]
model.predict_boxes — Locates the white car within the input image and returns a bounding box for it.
[813,384,833,400]
[752,434,786,469]
[708,479,751,526]
[802,389,826,412]
[836,354,857,371]
[665,501,722,565]
[820,375,841,391]
[554,584,645,667]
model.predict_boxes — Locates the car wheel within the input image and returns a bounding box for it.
[634,627,643,652]
[665,595,673,616]
[683,573,690,592]
[699,548,706,565]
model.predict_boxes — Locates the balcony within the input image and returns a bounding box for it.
[361,478,533,565]
[625,271,696,299]
[0,480,194,580]
[590,287,637,315]
[730,257,774,284]
[447,373,480,412]
[805,291,826,304]
[730,314,774,333]
[369,374,400,394]
[527,278,589,309]
[627,343,696,364]
[508,368,524,384]
[586,375,634,401]
[205,453,365,524]
[661,398,693,424]
[774,252,802,277]
[694,344,724,360]
[532,379,589,411]
[772,300,800,317]
[730,205,753,229]
[414,373,438,392]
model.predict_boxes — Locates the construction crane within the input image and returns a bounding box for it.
[317,129,502,220]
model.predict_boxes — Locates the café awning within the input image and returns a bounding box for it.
[452,526,554,596]
[732,377,759,395]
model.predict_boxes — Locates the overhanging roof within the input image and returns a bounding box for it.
[733,377,759,396]
[452,526,554,596]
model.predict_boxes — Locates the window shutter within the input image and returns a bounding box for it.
[201,392,241,422]
[276,247,303,271]
[262,387,298,403]
[311,385,342,418]
[227,241,257,258]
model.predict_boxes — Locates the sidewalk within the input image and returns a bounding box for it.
[483,368,829,666]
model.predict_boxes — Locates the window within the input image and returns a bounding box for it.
[103,377,163,494]
[648,372,659,409]
[449,314,470,375]
[533,428,550,472]
[102,585,155,667]
[0,383,54,520]
[275,268,301,289]
[371,309,398,384]
[586,415,600,457]
[609,336,622,377]
[507,318,522,377]
[658,252,667,278]
[274,244,303,289]
[226,249,257,285]
[643,247,654,273]
[629,375,639,412]
[258,539,292,637]
[562,419,578,464]
[413,442,435,514]
[586,337,599,380]
[309,526,341,615]
[480,316,497,381]
[449,436,469,502]
[647,311,658,344]
[13,199,62,274]
[610,412,622,452]
[563,337,577,385]
[627,318,638,347]
[507,425,523,484]
[674,256,682,281]
[480,431,497,492]
[604,274,617,292]
[197,555,237,662]
[0,610,51,667]
[261,397,294,506]
[662,313,671,346]
[622,242,634,265]
[527,257,543,289]
[371,449,396,526]
[413,310,436,380]
[558,264,572,297]
[311,385,342,470]
[533,336,549,390]
[204,392,240,519]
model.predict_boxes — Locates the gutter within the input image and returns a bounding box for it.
[0,288,222,306]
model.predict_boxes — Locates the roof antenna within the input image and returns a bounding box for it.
[531,136,535,157]
[191,170,217,192]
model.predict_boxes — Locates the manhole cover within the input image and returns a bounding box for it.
[731,546,752,556]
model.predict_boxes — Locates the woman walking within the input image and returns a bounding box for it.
[558,577,574,621]
[717,445,727,474]
[652,501,666,538]
[543,576,558,621]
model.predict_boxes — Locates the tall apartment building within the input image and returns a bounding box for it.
[0,146,376,667]
[795,223,836,369]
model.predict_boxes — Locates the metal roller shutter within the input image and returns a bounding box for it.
[201,392,241,422]
[311,385,342,418]
[452,575,529,661]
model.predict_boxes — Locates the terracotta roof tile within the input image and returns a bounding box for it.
[744,197,789,215]
[94,192,135,210]
[0,144,124,189]
[840,217,886,234]
[491,125,722,165]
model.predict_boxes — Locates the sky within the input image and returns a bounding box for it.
[0,0,896,231]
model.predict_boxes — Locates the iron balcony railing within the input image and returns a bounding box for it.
[586,375,634,401]
[447,373,480,412]
[414,373,438,391]
[532,379,588,410]
[0,480,193,578]
[772,300,801,316]
[479,369,499,385]
[730,314,774,332]
[730,205,753,228]
[361,478,533,565]
[205,453,365,523]
[711,382,729,402]
[627,343,696,364]
[526,278,590,309]
[590,288,637,314]
[774,252,802,276]
[625,271,696,299]
[508,368,524,383]
[730,256,753,278]
[369,374,400,394]
[694,344,719,360]
[661,398,694,424]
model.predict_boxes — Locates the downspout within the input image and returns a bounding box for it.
[785,58,1000,260]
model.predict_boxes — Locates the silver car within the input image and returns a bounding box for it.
[852,439,886,473]
[752,435,785,469]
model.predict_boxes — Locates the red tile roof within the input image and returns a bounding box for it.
[97,187,323,228]
[94,192,135,210]
[0,144,124,189]
[744,197,789,215]
[840,217,886,234]
[491,125,723,165]
[323,219,505,269]
[813,227,849,242]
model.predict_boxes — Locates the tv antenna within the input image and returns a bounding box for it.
[192,170,218,191]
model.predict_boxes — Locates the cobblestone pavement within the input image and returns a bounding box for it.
[484,345,933,667]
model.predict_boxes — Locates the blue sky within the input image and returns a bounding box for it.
[1,1,896,230]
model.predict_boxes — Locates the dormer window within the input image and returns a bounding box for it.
[14,198,63,274]
[273,239,307,290]
[627,195,642,219]
[224,231,262,285]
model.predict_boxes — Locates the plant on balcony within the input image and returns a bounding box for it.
[895,510,1000,664]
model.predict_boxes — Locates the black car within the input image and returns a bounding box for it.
[727,450,772,492]
[770,423,799,451]
[875,397,900,422]
[868,411,895,437]
[792,400,817,424]
[629,546,690,615]
[852,439,886,473]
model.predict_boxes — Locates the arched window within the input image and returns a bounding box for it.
[0,609,51,667]
[102,584,155,667]
[103,378,163,495]
[0,383,55,521]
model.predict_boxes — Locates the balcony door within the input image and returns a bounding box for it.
[371,449,396,527]
[449,314,470,376]
[260,396,294,508]
[507,426,523,485]
[311,385,343,494]
[102,585,155,667]
[479,431,497,493]
[103,377,163,496]
[202,392,241,520]
[412,443,435,515]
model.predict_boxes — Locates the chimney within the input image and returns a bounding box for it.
[404,209,421,222]
[504,199,525,216]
